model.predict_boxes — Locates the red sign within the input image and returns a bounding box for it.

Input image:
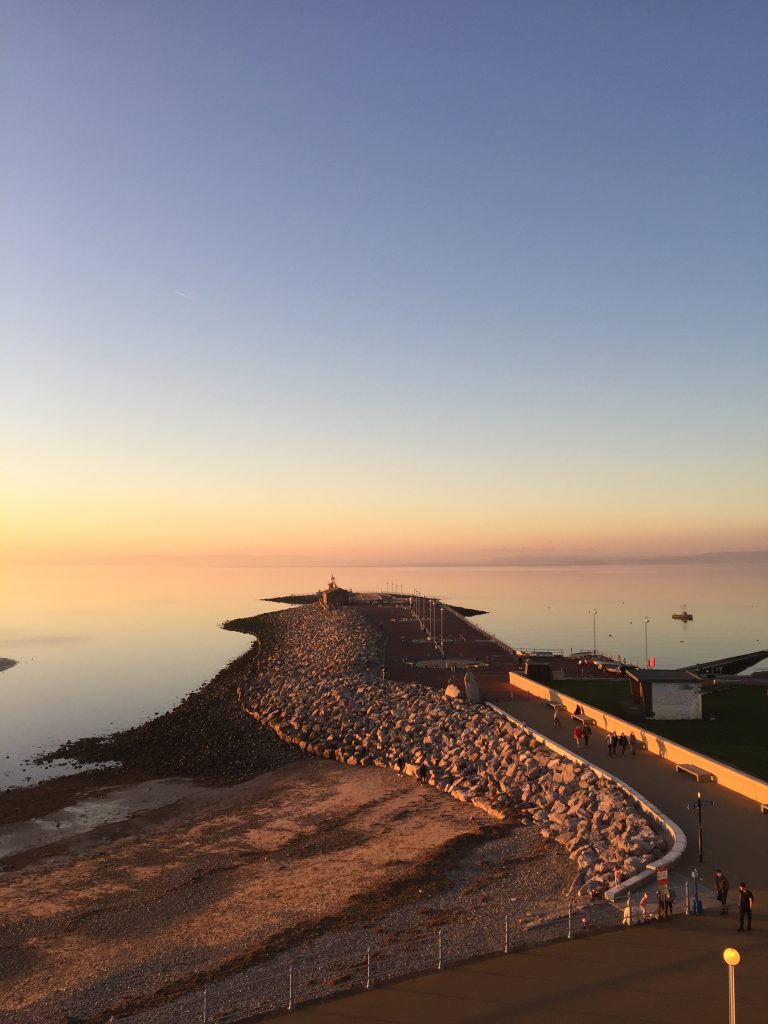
[656,866,668,887]
[649,657,656,667]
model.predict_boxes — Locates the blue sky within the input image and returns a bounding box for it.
[2,1,767,562]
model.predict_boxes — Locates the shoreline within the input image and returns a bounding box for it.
[0,758,580,1023]
[1,598,660,1021]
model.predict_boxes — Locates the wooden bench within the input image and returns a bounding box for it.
[675,763,715,782]
[546,701,564,711]
[760,803,768,814]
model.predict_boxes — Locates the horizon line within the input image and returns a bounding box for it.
[3,548,768,569]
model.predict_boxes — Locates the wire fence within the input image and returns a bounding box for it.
[110,897,621,1024]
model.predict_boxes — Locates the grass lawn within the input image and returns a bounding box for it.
[553,679,635,719]
[552,679,768,782]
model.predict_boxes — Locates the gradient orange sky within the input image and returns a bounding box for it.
[4,3,767,565]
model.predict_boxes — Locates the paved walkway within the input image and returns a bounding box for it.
[268,919,766,1023]
[263,687,767,1024]
[499,691,768,905]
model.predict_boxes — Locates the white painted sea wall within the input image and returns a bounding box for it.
[508,672,768,808]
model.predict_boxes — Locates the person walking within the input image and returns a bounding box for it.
[610,731,619,756]
[583,723,592,747]
[629,732,638,755]
[639,891,649,921]
[737,882,754,931]
[618,733,629,755]
[573,725,583,748]
[553,706,562,728]
[606,731,614,756]
[715,870,730,915]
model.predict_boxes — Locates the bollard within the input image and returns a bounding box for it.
[685,880,690,915]
[202,986,208,1023]
[504,914,509,954]
[288,963,294,1011]
[367,946,372,990]
[567,900,572,940]
[437,928,443,970]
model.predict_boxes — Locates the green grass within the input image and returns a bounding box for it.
[551,680,768,782]
[553,679,635,718]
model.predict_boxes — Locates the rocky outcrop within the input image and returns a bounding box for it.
[241,605,667,893]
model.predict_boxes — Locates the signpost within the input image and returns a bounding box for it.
[690,869,703,915]
[686,792,715,863]
[655,866,671,919]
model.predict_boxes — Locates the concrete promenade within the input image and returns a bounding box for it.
[268,919,766,1023]
[499,690,768,905]
[264,663,767,1023]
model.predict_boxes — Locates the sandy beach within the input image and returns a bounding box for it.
[0,757,576,1023]
[0,601,612,1022]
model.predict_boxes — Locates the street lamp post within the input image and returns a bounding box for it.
[723,948,740,1024]
[590,609,597,655]
[644,617,650,668]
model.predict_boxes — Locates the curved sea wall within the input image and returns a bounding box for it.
[240,604,668,894]
[508,673,768,809]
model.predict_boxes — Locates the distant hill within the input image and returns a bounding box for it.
[479,550,768,567]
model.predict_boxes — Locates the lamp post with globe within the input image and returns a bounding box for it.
[723,947,740,1024]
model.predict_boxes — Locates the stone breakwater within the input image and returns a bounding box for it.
[241,605,667,893]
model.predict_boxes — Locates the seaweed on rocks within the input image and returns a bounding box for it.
[37,611,304,783]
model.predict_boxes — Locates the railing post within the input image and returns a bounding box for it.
[626,892,632,926]
[685,880,690,915]
[367,946,372,989]
[288,962,294,1011]
[504,914,509,954]
[437,928,443,970]
[568,900,572,939]
[202,986,208,1022]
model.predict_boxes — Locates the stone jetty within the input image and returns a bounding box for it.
[241,604,667,894]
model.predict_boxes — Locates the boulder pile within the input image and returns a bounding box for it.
[241,605,667,893]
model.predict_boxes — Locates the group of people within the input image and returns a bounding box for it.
[550,706,638,757]
[573,722,592,747]
[715,870,754,932]
[606,730,637,756]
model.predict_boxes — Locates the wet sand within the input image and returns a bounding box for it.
[0,758,577,1023]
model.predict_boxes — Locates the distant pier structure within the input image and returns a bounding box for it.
[322,574,350,610]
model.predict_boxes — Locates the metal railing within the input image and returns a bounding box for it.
[109,898,621,1023]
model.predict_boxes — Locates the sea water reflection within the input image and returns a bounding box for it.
[1,562,766,788]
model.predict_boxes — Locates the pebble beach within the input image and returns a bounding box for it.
[0,600,668,1022]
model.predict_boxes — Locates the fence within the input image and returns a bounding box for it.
[110,897,621,1024]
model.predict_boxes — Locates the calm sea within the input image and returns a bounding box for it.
[2,562,766,789]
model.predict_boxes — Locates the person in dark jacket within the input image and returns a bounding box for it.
[737,882,754,931]
[715,870,729,915]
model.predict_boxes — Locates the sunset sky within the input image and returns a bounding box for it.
[3,1,766,564]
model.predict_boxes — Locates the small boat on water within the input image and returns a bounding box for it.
[672,604,693,622]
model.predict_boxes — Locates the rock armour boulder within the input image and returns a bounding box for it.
[241,605,667,892]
